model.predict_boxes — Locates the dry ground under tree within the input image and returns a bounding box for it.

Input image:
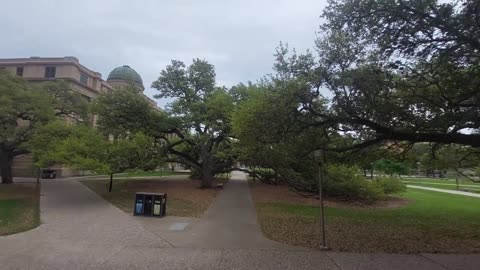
[82,176,228,217]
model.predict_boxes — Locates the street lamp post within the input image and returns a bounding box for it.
[314,149,328,250]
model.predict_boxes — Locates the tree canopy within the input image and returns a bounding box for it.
[31,122,163,191]
[151,59,236,187]
[92,61,236,188]
[230,0,480,193]
[0,72,87,183]
[263,0,480,152]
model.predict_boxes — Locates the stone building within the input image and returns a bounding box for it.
[0,56,161,177]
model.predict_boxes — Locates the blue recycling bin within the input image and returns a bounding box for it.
[134,192,167,217]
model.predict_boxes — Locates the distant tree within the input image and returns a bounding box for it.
[418,152,444,178]
[417,144,480,180]
[0,72,86,184]
[373,159,410,177]
[334,142,404,178]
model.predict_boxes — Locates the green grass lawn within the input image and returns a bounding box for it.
[255,188,480,253]
[0,184,40,236]
[402,177,480,193]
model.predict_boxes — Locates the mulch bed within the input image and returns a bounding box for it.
[83,177,227,218]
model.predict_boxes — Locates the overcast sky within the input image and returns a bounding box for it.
[1,0,327,108]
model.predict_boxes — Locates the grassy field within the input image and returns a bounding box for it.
[251,183,480,253]
[0,184,40,236]
[402,177,480,193]
[82,176,227,217]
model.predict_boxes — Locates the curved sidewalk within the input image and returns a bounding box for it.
[143,171,299,249]
[1,174,479,269]
[0,178,170,269]
[407,185,480,198]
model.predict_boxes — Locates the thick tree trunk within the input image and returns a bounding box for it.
[0,151,13,184]
[201,165,214,188]
[199,144,215,188]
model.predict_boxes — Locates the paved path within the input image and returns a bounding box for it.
[1,174,479,269]
[0,178,170,269]
[407,185,480,198]
[403,181,480,188]
[140,171,297,249]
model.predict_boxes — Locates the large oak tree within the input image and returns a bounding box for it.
[269,0,480,152]
[0,72,86,183]
[152,59,235,188]
[94,65,236,189]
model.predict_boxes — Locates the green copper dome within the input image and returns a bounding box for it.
[107,65,143,87]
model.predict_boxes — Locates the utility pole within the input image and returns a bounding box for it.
[314,149,328,250]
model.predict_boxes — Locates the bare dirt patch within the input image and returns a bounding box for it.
[82,177,227,218]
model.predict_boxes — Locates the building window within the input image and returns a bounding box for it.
[44,66,56,78]
[80,72,88,85]
[16,67,24,77]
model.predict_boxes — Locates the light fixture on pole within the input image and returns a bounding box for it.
[314,149,328,250]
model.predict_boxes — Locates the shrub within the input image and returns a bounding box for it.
[325,165,385,203]
[373,158,410,176]
[373,176,406,195]
[256,164,407,204]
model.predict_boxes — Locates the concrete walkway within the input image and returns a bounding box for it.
[0,178,170,269]
[1,174,479,269]
[403,181,480,189]
[407,184,480,198]
[139,171,297,249]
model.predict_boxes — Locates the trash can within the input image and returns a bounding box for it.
[41,169,57,179]
[134,192,167,217]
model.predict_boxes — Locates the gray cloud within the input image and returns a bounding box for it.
[1,0,327,108]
